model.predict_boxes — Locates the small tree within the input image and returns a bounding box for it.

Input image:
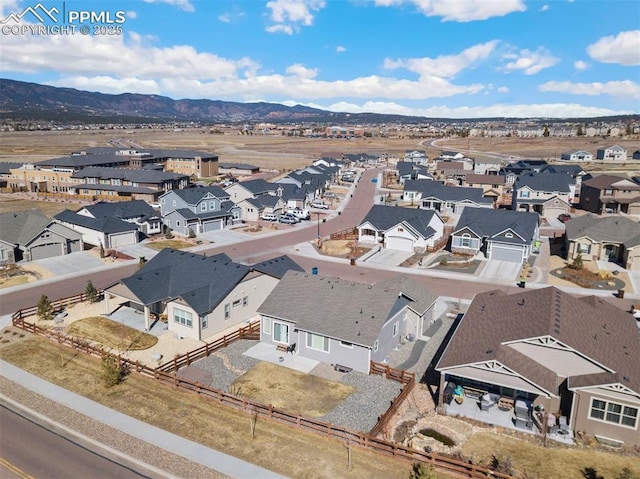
[188,227,196,239]
[85,280,98,303]
[409,463,437,479]
[571,252,584,270]
[37,294,54,321]
[138,256,147,270]
[490,455,515,475]
[576,124,584,136]
[99,242,105,259]
[543,125,550,137]
[101,355,126,387]
[164,227,174,239]
[616,467,640,479]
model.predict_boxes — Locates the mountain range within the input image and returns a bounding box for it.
[0,78,637,125]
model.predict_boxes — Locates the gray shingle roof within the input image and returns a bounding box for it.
[514,172,572,192]
[171,186,229,204]
[73,184,157,194]
[232,179,274,195]
[0,162,23,174]
[404,180,492,204]
[0,209,51,245]
[250,255,304,279]
[72,167,187,183]
[436,287,640,396]
[359,205,439,239]
[257,272,431,347]
[54,210,138,234]
[82,201,158,221]
[453,207,539,244]
[565,214,640,247]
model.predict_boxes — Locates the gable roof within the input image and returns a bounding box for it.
[81,200,158,221]
[359,205,440,238]
[581,174,638,190]
[436,287,640,396]
[453,207,539,244]
[166,186,229,204]
[258,272,431,347]
[54,210,138,234]
[71,167,187,183]
[514,172,572,193]
[251,255,304,278]
[404,180,492,204]
[465,174,505,185]
[565,214,640,247]
[0,209,79,246]
[230,178,275,196]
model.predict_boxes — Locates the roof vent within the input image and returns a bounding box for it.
[360,308,363,314]
[518,299,525,306]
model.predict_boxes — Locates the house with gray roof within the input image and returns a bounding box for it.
[218,162,260,176]
[404,150,428,165]
[511,172,574,218]
[54,209,139,248]
[105,249,303,339]
[451,207,540,263]
[77,200,162,236]
[402,180,494,215]
[597,145,627,161]
[357,204,444,253]
[159,186,240,236]
[0,209,83,264]
[258,272,438,373]
[473,157,502,175]
[565,214,640,270]
[225,179,279,203]
[237,195,287,222]
[579,175,640,215]
[561,150,593,162]
[396,161,432,184]
[436,287,640,446]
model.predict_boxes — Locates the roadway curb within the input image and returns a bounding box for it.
[0,394,181,479]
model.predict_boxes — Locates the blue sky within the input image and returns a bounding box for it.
[1,0,639,118]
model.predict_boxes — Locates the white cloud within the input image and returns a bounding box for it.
[373,0,525,22]
[218,11,245,24]
[336,45,346,53]
[142,0,194,13]
[540,4,549,11]
[587,30,640,66]
[219,13,231,23]
[539,80,640,100]
[497,86,509,93]
[502,47,559,75]
[285,63,318,79]
[126,11,137,20]
[265,0,325,34]
[384,40,499,78]
[574,60,589,71]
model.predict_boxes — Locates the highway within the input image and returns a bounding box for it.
[0,405,152,479]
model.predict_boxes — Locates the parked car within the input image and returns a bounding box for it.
[310,201,329,210]
[279,214,300,224]
[261,213,278,221]
[287,208,310,220]
[323,191,336,198]
[558,214,572,223]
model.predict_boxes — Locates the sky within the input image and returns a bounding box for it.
[0,0,639,119]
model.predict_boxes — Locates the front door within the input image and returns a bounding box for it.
[273,322,289,344]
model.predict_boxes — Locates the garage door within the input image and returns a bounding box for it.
[202,219,223,232]
[30,243,61,260]
[386,236,414,252]
[490,244,523,263]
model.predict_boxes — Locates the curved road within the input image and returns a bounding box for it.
[0,405,152,479]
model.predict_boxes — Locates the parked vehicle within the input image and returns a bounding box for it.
[287,208,310,220]
[261,213,278,221]
[279,214,299,224]
[310,201,329,210]
[323,192,336,198]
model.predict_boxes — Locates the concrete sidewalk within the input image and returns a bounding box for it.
[0,361,288,479]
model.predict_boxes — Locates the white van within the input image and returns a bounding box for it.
[260,213,278,221]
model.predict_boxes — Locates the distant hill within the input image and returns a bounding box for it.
[0,78,432,124]
[1,79,638,125]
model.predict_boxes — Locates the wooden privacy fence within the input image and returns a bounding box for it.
[330,227,358,241]
[157,321,260,372]
[10,302,513,479]
[369,361,416,437]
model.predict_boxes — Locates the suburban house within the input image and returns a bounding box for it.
[218,162,260,176]
[358,204,444,253]
[225,179,280,203]
[451,207,540,263]
[436,287,640,446]
[0,209,83,264]
[473,158,502,175]
[462,174,506,205]
[104,249,304,339]
[402,180,494,215]
[404,150,429,165]
[439,151,465,160]
[539,165,588,203]
[159,186,241,236]
[579,175,640,215]
[396,161,433,184]
[237,195,287,222]
[434,161,470,184]
[313,157,345,169]
[502,159,549,176]
[597,145,627,162]
[561,150,593,162]
[54,209,139,248]
[275,183,315,210]
[511,173,574,218]
[258,272,439,374]
[76,200,162,236]
[276,170,329,198]
[565,215,640,270]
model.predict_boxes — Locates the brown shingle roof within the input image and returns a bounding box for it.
[582,174,628,189]
[437,287,640,395]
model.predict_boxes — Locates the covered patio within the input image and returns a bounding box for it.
[243,341,319,373]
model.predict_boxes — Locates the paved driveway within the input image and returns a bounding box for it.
[28,251,105,276]
[198,229,251,244]
[478,260,522,282]
[361,248,414,267]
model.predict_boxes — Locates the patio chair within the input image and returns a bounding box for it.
[558,416,569,434]
[286,343,296,354]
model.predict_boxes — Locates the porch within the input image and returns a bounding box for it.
[243,341,319,373]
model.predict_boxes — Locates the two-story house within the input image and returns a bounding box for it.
[159,186,240,236]
[561,150,593,162]
[404,150,429,165]
[597,145,627,161]
[402,180,494,216]
[76,200,162,236]
[473,158,502,175]
[511,173,574,218]
[462,174,506,205]
[579,175,640,215]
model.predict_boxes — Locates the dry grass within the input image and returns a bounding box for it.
[0,197,85,216]
[231,362,356,417]
[145,239,195,251]
[66,316,158,351]
[0,335,413,479]
[0,275,29,288]
[462,431,640,479]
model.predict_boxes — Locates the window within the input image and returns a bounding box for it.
[263,318,271,334]
[172,200,176,207]
[393,322,399,337]
[373,339,379,352]
[209,201,215,210]
[243,296,248,307]
[340,340,353,348]
[232,299,241,307]
[201,315,208,329]
[200,203,207,211]
[273,322,289,344]
[520,190,530,198]
[461,234,471,248]
[173,308,193,328]
[224,303,230,319]
[590,398,638,428]
[578,243,591,254]
[307,333,329,352]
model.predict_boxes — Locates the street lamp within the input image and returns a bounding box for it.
[316,212,321,239]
